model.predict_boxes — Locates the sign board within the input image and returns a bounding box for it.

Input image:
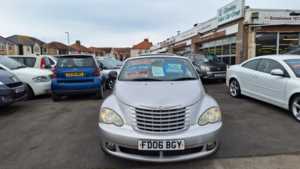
[246,9,300,25]
[174,28,198,43]
[196,18,218,33]
[218,0,245,26]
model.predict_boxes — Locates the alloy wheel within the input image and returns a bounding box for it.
[292,97,300,121]
[229,80,239,97]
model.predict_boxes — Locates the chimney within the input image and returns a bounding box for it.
[75,40,81,46]
[144,38,149,42]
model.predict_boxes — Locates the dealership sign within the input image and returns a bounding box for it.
[218,0,245,26]
[248,10,300,25]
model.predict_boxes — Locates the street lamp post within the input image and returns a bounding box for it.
[65,32,70,54]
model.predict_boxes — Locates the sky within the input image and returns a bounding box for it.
[0,0,300,47]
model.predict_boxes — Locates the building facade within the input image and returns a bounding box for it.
[150,0,300,65]
[43,41,70,55]
[131,38,153,57]
[6,35,45,55]
[0,36,18,55]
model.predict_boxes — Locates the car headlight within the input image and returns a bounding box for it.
[198,107,222,126]
[0,81,7,89]
[32,76,50,83]
[99,108,124,127]
[200,66,210,72]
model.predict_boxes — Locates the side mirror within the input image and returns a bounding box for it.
[99,63,104,70]
[270,69,285,77]
[108,71,118,80]
[195,67,201,74]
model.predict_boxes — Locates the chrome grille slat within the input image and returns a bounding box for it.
[135,113,185,119]
[137,125,186,131]
[134,107,188,133]
[135,108,186,115]
[136,121,185,127]
[134,116,186,123]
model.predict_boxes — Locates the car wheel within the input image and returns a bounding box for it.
[52,93,61,102]
[96,85,104,99]
[107,79,115,90]
[290,95,300,122]
[229,79,241,97]
[25,84,34,100]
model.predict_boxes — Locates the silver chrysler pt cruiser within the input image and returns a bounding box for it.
[98,54,222,162]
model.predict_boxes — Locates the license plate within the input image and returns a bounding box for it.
[214,73,225,77]
[15,86,25,93]
[65,72,84,77]
[138,140,185,151]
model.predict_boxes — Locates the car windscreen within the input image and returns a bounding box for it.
[98,59,118,69]
[57,56,96,68]
[285,59,300,77]
[0,57,27,70]
[118,57,198,81]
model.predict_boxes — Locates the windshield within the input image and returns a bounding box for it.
[119,57,198,81]
[57,56,96,68]
[0,57,26,70]
[98,58,118,69]
[285,59,300,77]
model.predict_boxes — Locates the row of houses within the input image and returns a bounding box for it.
[150,0,300,65]
[0,35,153,60]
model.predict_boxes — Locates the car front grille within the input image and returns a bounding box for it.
[209,66,226,72]
[133,107,189,133]
[6,82,23,88]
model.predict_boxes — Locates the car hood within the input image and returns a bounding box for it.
[115,80,204,108]
[11,67,52,77]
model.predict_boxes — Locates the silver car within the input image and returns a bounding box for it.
[98,55,222,162]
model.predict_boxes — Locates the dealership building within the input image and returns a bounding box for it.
[150,0,300,64]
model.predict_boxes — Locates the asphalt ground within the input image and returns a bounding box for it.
[0,82,300,169]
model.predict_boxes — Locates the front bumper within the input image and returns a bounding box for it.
[0,86,26,107]
[202,71,226,80]
[98,123,222,162]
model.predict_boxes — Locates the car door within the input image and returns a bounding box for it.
[255,59,288,105]
[238,59,261,95]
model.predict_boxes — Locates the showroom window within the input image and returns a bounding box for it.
[279,33,300,54]
[256,32,300,56]
[256,32,277,56]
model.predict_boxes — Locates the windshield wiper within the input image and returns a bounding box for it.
[130,78,163,81]
[171,77,198,81]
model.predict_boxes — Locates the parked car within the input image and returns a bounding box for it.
[51,55,104,101]
[286,46,300,55]
[98,55,222,162]
[0,70,26,107]
[0,56,52,99]
[227,55,300,121]
[96,57,120,89]
[190,54,227,80]
[9,55,56,69]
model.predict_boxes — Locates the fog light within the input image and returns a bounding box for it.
[105,142,116,152]
[206,142,217,151]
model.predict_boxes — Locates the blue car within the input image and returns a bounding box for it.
[51,55,104,101]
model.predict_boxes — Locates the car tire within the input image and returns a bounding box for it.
[290,95,300,122]
[25,84,34,100]
[52,93,61,102]
[107,79,115,90]
[229,79,241,97]
[96,86,104,99]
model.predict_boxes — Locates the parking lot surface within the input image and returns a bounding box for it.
[1,83,300,169]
